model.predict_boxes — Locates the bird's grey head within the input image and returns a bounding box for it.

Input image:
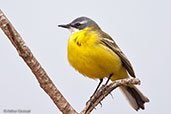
[58,16,99,33]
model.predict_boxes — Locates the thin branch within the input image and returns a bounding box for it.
[80,78,140,114]
[0,9,78,114]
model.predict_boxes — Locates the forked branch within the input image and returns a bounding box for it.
[80,78,140,114]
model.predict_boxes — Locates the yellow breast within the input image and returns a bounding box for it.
[67,28,123,79]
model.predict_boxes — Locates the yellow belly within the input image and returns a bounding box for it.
[67,30,127,80]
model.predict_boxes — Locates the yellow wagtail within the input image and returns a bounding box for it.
[58,16,149,111]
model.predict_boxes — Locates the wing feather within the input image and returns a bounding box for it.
[99,32,136,77]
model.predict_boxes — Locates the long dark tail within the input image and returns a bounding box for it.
[120,85,149,111]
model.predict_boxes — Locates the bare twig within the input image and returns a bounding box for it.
[0,9,141,114]
[0,9,77,114]
[80,78,140,114]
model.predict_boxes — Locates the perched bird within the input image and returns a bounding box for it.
[58,16,149,111]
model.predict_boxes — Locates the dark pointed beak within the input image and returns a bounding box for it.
[58,24,70,28]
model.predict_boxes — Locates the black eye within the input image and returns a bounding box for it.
[75,23,81,26]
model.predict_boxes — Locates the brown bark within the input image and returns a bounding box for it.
[0,9,77,114]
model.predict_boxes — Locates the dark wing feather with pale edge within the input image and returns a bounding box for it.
[99,32,136,77]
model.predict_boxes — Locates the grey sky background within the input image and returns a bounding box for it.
[0,0,171,114]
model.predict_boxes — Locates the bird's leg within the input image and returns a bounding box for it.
[86,75,113,112]
[86,78,103,104]
[90,78,103,99]
[105,73,113,85]
[86,74,113,111]
[101,73,113,97]
[86,78,103,108]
